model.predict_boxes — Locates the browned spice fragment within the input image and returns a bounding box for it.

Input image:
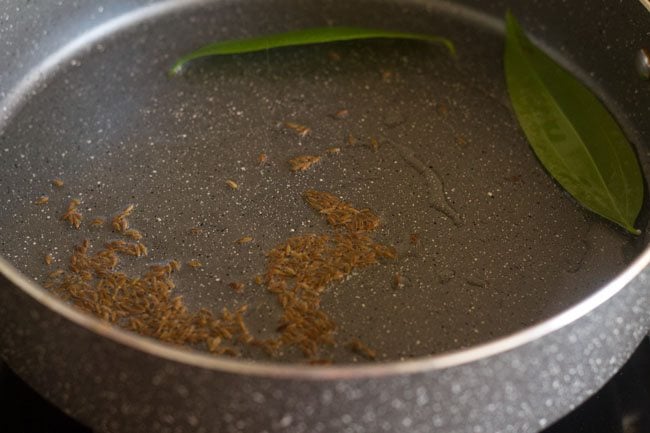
[333,109,349,119]
[34,196,49,205]
[393,272,404,289]
[89,217,105,228]
[327,50,341,62]
[436,101,449,116]
[124,229,143,241]
[189,226,203,235]
[105,240,148,257]
[61,199,82,229]
[51,178,64,188]
[44,254,53,266]
[309,359,333,365]
[236,309,254,343]
[455,135,468,147]
[289,155,321,172]
[304,190,382,233]
[253,274,264,285]
[409,233,420,245]
[226,179,238,190]
[284,122,311,138]
[111,204,134,233]
[369,137,380,152]
[220,347,240,357]
[347,133,358,146]
[187,259,203,269]
[48,269,64,279]
[236,236,253,245]
[258,153,268,165]
[347,338,377,360]
[230,282,245,293]
[326,147,341,155]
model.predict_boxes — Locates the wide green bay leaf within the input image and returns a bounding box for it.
[504,12,643,234]
[170,26,454,75]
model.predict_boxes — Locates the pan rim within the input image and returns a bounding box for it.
[1,0,649,380]
[2,246,648,379]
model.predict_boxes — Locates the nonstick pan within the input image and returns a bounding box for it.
[1,0,649,432]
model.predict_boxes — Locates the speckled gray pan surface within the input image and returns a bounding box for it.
[0,0,645,363]
[0,0,649,432]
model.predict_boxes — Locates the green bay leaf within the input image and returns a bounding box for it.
[170,26,454,75]
[504,12,644,234]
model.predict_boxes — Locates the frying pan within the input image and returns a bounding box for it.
[1,0,649,431]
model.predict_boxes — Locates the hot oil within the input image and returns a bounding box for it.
[0,1,639,363]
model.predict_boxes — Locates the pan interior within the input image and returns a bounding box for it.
[0,0,644,363]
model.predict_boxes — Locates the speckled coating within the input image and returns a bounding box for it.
[0,0,641,362]
[0,0,649,432]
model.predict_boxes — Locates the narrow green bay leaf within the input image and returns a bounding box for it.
[170,26,455,75]
[504,12,644,234]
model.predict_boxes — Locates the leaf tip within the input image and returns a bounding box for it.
[168,60,186,77]
[612,219,641,236]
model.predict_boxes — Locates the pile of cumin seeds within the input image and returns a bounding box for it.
[42,187,396,362]
[255,190,396,361]
[44,208,251,356]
